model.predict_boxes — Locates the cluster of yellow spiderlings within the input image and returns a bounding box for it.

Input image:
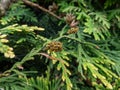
[46,41,62,52]
[67,27,79,34]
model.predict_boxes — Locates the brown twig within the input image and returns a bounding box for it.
[22,0,62,20]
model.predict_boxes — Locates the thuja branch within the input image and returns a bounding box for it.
[2,45,43,76]
[54,35,99,47]
[53,35,85,44]
[22,0,62,20]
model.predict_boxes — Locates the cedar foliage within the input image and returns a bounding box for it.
[0,0,120,90]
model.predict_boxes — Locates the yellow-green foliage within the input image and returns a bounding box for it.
[0,0,120,90]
